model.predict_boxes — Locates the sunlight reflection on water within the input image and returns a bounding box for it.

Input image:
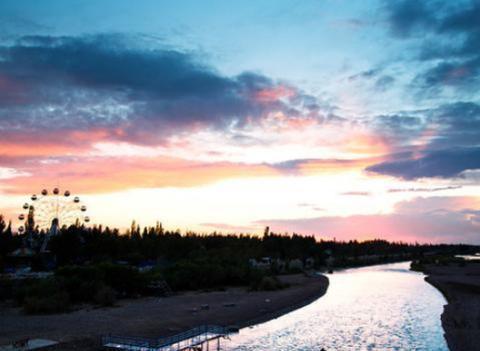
[227,262,448,351]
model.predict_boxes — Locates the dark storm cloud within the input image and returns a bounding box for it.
[0,34,316,143]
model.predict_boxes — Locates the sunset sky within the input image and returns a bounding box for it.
[0,0,479,243]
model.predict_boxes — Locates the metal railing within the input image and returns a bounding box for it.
[103,325,227,350]
[102,334,157,348]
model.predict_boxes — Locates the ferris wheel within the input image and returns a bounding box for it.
[17,188,90,234]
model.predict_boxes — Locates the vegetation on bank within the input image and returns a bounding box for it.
[1,215,478,314]
[410,255,469,272]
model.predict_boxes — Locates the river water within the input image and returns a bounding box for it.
[227,262,448,351]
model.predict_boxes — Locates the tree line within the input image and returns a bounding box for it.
[1,215,476,270]
[1,215,478,314]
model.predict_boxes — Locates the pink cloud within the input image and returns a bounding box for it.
[200,222,259,233]
[254,85,296,102]
[2,155,279,194]
[256,197,480,244]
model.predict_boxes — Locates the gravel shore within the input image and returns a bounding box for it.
[422,262,480,351]
[0,273,328,350]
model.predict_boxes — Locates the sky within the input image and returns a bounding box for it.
[0,0,479,243]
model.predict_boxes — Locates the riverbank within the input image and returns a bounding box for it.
[421,261,480,351]
[0,273,328,350]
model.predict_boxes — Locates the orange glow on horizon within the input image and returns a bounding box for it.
[3,156,279,194]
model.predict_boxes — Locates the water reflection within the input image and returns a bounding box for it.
[227,262,448,351]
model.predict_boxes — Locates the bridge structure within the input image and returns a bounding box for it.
[102,325,232,351]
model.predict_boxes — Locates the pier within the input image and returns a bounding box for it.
[102,325,231,351]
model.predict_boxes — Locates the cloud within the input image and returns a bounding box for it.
[200,222,258,233]
[256,196,480,243]
[257,211,479,243]
[426,102,480,150]
[348,68,382,81]
[0,33,349,194]
[347,67,395,92]
[423,0,480,59]
[1,155,278,194]
[0,152,379,194]
[0,34,322,147]
[340,191,371,196]
[372,113,424,143]
[0,149,379,194]
[384,0,438,38]
[0,15,52,41]
[374,75,395,91]
[415,57,480,92]
[329,18,371,30]
[387,185,462,193]
[0,167,28,180]
[384,0,480,92]
[367,101,480,179]
[1,34,231,99]
[269,157,374,175]
[297,203,325,212]
[366,147,480,180]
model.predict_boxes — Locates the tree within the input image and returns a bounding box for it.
[263,226,270,237]
[25,206,36,238]
[0,218,14,257]
[0,215,6,234]
[155,221,164,235]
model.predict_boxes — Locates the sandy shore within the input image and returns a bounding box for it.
[0,273,328,350]
[422,262,480,351]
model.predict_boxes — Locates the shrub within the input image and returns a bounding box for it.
[250,276,285,291]
[0,277,13,301]
[100,263,146,296]
[23,291,70,314]
[56,265,103,303]
[56,263,147,298]
[94,285,116,306]
[410,261,425,272]
[258,276,280,291]
[163,258,251,291]
[14,278,60,304]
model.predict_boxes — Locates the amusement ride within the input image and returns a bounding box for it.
[17,188,90,252]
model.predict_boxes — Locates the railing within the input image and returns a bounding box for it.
[102,334,157,348]
[157,325,226,347]
[103,325,227,350]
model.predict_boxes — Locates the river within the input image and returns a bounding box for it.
[227,262,448,351]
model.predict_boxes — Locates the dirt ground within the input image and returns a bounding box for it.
[423,262,480,351]
[0,274,329,350]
